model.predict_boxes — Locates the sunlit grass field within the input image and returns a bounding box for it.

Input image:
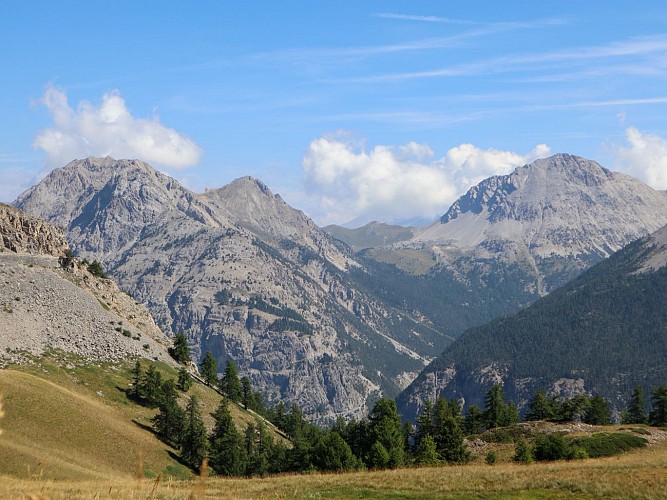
[2,440,667,499]
[1,353,666,498]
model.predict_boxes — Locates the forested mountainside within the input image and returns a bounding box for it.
[397,224,667,421]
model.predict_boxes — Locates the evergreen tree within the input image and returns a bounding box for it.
[463,405,485,435]
[559,394,591,422]
[483,385,506,429]
[583,395,611,425]
[200,351,218,387]
[526,389,554,421]
[366,441,390,470]
[87,260,107,278]
[220,360,242,402]
[649,385,667,426]
[181,395,208,470]
[241,376,253,409]
[169,332,191,364]
[129,360,144,401]
[501,400,520,427]
[312,431,357,471]
[513,438,534,463]
[402,420,414,455]
[209,398,246,476]
[415,400,435,449]
[244,422,272,476]
[177,366,192,392]
[152,379,185,447]
[368,398,405,468]
[432,397,469,463]
[142,364,163,407]
[414,434,441,465]
[622,386,648,424]
[273,401,288,431]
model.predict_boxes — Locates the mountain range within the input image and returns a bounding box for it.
[12,153,667,423]
[14,157,447,422]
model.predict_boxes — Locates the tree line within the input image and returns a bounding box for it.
[133,333,667,476]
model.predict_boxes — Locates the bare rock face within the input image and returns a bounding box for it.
[15,157,440,423]
[0,203,68,256]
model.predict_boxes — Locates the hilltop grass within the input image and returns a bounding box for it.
[1,438,667,499]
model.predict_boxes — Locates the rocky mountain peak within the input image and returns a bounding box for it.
[14,157,222,262]
[0,203,68,256]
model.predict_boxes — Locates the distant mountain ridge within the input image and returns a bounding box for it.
[367,154,667,295]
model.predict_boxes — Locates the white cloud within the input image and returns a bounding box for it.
[612,127,667,190]
[303,134,550,225]
[33,85,202,170]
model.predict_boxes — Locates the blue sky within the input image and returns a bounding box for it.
[2,1,667,225]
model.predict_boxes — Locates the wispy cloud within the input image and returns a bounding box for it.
[335,34,667,84]
[374,13,479,25]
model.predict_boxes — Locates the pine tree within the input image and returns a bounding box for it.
[513,438,534,463]
[129,360,144,401]
[241,376,252,409]
[526,389,554,421]
[415,400,434,448]
[432,397,469,463]
[177,366,192,392]
[169,332,191,364]
[368,398,405,468]
[483,385,506,429]
[200,351,218,387]
[501,400,520,427]
[220,360,242,402]
[142,364,163,407]
[583,395,611,425]
[414,434,441,465]
[209,398,246,476]
[312,431,357,471]
[181,395,208,470]
[622,386,648,424]
[152,379,185,447]
[463,405,485,435]
[649,385,667,426]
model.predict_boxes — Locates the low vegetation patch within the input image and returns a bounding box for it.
[568,432,647,458]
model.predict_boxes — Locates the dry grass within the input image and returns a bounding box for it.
[1,437,666,499]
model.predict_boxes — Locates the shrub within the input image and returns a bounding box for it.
[533,434,570,461]
[567,433,647,458]
[87,260,107,278]
[485,451,497,465]
[513,438,534,463]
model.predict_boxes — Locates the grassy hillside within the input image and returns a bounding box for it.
[0,351,284,480]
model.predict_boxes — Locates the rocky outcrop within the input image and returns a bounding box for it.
[0,203,68,256]
[0,205,173,366]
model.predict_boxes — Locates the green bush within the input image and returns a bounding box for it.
[534,434,570,461]
[485,451,497,465]
[567,433,647,458]
[513,438,534,463]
